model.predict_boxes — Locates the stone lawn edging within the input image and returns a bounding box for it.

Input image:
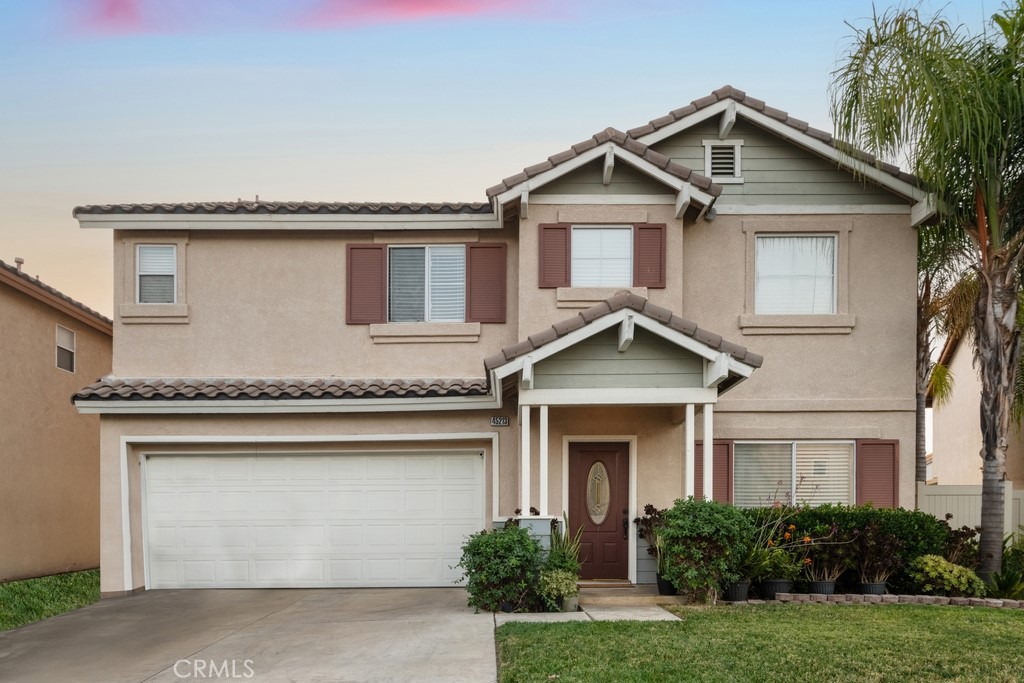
[725,592,1024,609]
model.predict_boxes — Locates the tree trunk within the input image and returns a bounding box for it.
[974,262,1020,579]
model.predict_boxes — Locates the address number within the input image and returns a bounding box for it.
[490,416,510,427]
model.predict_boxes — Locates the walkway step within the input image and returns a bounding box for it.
[579,585,688,606]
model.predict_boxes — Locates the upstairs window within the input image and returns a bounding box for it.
[388,246,466,322]
[702,140,744,184]
[755,235,836,314]
[56,325,75,373]
[571,226,632,287]
[137,245,177,304]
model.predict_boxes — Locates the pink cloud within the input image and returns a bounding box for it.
[300,0,545,28]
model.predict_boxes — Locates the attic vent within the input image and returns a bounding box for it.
[702,139,744,184]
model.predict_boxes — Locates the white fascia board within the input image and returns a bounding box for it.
[520,387,718,406]
[530,194,675,205]
[75,394,501,415]
[712,204,911,215]
[77,213,501,231]
[911,196,938,227]
[635,99,928,204]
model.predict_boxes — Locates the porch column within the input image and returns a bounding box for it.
[684,403,695,498]
[520,404,531,514]
[538,405,549,516]
[702,404,714,501]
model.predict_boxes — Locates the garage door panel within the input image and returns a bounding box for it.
[146,453,484,588]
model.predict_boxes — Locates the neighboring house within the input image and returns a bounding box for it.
[0,258,112,582]
[930,334,1024,487]
[73,85,933,597]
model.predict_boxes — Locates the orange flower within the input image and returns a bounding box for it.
[803,536,812,543]
[784,532,792,540]
[767,540,774,547]
[803,558,812,565]
[788,524,796,530]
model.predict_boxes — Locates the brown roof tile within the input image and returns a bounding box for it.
[485,127,719,199]
[73,201,492,217]
[483,291,762,371]
[636,85,920,188]
[73,377,489,402]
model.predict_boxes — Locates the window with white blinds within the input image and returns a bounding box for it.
[137,245,177,304]
[571,226,632,287]
[56,325,75,373]
[388,246,465,323]
[755,235,835,314]
[734,442,854,508]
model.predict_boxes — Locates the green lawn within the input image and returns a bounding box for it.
[496,604,1024,682]
[0,569,100,631]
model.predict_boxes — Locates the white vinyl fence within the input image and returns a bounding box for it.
[917,482,1024,536]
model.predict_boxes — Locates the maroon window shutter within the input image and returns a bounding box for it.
[855,439,900,508]
[633,223,666,288]
[465,243,507,323]
[694,440,734,503]
[538,223,571,288]
[346,244,386,324]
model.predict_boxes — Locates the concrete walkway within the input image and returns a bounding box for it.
[0,588,496,683]
[495,604,678,625]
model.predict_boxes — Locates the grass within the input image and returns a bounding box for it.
[0,569,100,631]
[496,604,1024,682]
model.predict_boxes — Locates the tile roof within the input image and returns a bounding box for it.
[483,291,763,371]
[0,259,113,329]
[629,85,918,186]
[72,201,492,217]
[73,377,489,402]
[485,127,722,198]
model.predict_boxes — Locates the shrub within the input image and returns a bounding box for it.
[456,526,542,612]
[987,568,1024,599]
[537,569,579,611]
[634,504,669,574]
[940,514,980,568]
[908,554,986,597]
[858,519,904,584]
[546,515,584,574]
[658,497,753,602]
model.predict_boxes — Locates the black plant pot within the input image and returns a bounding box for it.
[759,579,792,600]
[859,582,887,595]
[723,579,751,602]
[809,580,836,595]
[656,574,677,596]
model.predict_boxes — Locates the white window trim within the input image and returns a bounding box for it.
[733,439,856,506]
[387,244,466,324]
[56,324,75,373]
[754,232,838,316]
[136,244,177,305]
[702,139,744,184]
[570,224,634,288]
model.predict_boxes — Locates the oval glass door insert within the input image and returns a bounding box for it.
[586,461,610,525]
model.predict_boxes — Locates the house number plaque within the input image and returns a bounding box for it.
[490,416,510,427]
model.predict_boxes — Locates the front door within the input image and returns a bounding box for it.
[568,442,629,580]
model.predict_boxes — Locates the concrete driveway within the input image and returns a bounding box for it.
[0,588,496,683]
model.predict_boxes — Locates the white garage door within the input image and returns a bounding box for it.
[144,452,485,588]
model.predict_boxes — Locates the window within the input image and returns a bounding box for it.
[733,442,854,508]
[388,246,466,322]
[755,235,836,314]
[137,245,177,304]
[702,139,744,184]
[56,325,75,373]
[571,226,632,287]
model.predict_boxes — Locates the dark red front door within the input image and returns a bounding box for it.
[568,442,629,580]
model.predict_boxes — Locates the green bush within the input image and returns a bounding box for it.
[456,526,542,612]
[659,497,753,601]
[987,568,1024,599]
[908,554,987,597]
[537,569,579,611]
[546,516,583,574]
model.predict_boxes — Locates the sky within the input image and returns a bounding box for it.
[0,0,994,318]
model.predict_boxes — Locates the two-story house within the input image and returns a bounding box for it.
[73,86,932,597]
[1,258,112,581]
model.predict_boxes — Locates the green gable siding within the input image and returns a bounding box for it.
[533,328,704,390]
[532,158,671,196]
[650,119,908,206]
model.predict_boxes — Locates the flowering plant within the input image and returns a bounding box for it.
[800,524,859,582]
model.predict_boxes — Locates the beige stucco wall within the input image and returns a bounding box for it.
[931,340,1024,487]
[0,285,111,581]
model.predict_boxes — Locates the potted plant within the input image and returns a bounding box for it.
[760,547,802,599]
[634,504,675,595]
[547,514,584,575]
[724,544,770,602]
[802,526,858,595]
[538,569,581,612]
[857,519,904,594]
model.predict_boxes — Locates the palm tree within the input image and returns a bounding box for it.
[832,2,1024,577]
